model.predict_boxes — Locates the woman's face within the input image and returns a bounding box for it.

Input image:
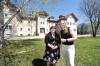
[60,20,66,30]
[50,28,56,34]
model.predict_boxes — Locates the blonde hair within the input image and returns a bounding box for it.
[59,21,68,32]
[62,25,68,32]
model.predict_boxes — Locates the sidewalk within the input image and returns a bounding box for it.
[77,34,92,37]
[78,34,100,37]
[7,35,45,40]
[6,34,100,40]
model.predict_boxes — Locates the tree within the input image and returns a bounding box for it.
[0,0,32,47]
[77,23,89,35]
[0,0,33,66]
[0,0,3,10]
[80,0,100,37]
[0,0,61,66]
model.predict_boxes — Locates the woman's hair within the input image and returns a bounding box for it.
[49,26,58,35]
[58,16,67,22]
[60,23,68,32]
[50,26,56,30]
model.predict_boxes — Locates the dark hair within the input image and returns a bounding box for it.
[50,26,59,36]
[59,15,66,22]
[50,26,56,30]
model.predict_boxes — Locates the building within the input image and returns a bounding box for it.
[0,0,18,38]
[16,15,36,36]
[0,0,78,38]
[33,11,50,36]
[0,0,52,37]
[48,13,78,35]
[65,13,78,35]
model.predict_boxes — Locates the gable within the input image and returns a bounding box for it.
[66,15,76,23]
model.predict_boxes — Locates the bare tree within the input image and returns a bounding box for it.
[0,0,32,48]
[80,0,100,37]
[77,23,90,35]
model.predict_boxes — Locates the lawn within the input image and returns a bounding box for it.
[0,37,100,66]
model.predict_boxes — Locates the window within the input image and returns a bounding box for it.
[70,22,72,25]
[28,21,30,24]
[40,22,45,24]
[28,34,30,36]
[28,28,30,31]
[5,25,8,29]
[5,25,12,29]
[20,21,23,23]
[67,22,69,25]
[20,28,22,31]
[5,13,7,17]
[73,23,75,25]
[40,22,42,24]
[20,34,23,36]
[5,13,12,18]
[9,25,12,29]
[43,22,45,24]
[40,28,45,33]
[73,29,76,31]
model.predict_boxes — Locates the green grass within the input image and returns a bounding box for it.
[75,37,100,66]
[0,37,100,66]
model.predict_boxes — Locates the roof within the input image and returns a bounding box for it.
[19,15,35,20]
[33,11,48,17]
[48,13,78,23]
[58,15,67,22]
[47,16,58,23]
[66,13,78,21]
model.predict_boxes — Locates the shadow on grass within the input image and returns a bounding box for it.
[32,58,47,66]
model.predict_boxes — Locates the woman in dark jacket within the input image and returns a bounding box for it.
[43,26,60,66]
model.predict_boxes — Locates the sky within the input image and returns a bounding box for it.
[11,0,89,25]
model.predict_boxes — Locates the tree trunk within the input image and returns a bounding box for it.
[90,19,97,37]
[92,31,96,37]
[35,16,39,36]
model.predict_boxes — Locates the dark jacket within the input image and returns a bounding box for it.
[45,32,61,51]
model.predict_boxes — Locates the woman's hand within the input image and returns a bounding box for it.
[61,38,66,43]
[50,44,58,49]
[48,44,58,49]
